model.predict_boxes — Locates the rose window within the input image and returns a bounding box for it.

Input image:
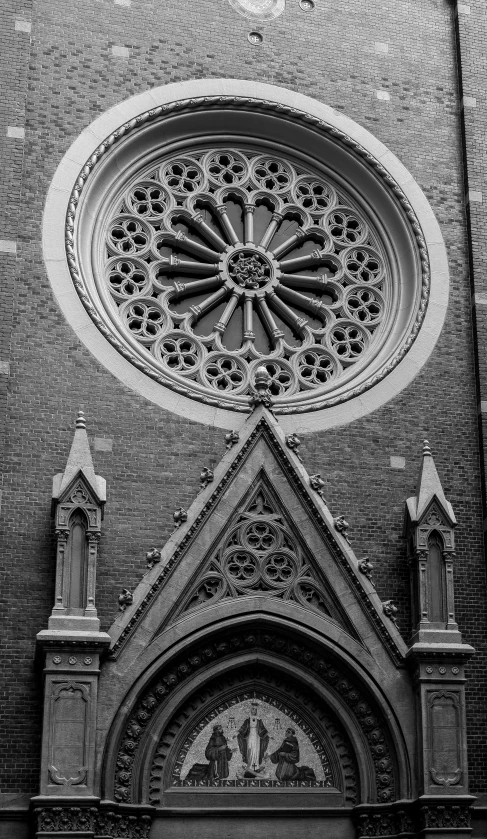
[90,145,397,412]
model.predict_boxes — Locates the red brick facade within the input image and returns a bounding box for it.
[1,0,487,836]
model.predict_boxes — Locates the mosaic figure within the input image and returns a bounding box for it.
[237,702,269,771]
[270,727,316,782]
[205,724,233,780]
[185,724,234,782]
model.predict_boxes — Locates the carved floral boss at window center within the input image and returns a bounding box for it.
[101,147,390,410]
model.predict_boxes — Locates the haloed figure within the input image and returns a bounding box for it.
[205,724,233,780]
[237,702,269,771]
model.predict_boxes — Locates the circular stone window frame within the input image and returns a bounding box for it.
[43,79,449,434]
[228,0,285,21]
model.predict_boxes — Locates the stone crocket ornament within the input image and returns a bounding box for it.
[309,473,326,501]
[118,589,133,611]
[333,515,351,544]
[173,507,188,528]
[200,467,214,490]
[146,547,162,569]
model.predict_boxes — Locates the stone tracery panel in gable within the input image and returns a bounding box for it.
[173,483,354,633]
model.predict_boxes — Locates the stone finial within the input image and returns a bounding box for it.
[76,409,86,429]
[249,366,273,409]
[54,410,105,503]
[255,365,271,392]
[413,438,454,522]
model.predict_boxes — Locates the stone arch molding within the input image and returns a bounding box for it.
[98,406,413,812]
[102,624,410,809]
[43,79,449,432]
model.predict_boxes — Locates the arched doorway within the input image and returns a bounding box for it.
[102,620,410,839]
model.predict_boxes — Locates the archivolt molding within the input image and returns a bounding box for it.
[109,626,400,806]
[44,79,449,432]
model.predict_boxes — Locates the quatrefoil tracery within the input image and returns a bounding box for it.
[183,505,334,620]
[103,147,389,406]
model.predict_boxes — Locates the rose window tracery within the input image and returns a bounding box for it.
[96,146,395,411]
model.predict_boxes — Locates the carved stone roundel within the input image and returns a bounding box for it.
[89,144,408,413]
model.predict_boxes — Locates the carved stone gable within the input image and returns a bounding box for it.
[110,408,406,665]
[170,478,358,637]
[417,503,454,552]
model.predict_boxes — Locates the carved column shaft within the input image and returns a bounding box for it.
[445,554,457,629]
[53,530,69,612]
[86,532,100,614]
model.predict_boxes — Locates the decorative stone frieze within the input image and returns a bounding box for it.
[33,803,153,838]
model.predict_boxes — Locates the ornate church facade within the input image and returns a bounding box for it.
[1,0,487,837]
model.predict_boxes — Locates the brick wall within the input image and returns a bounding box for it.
[1,0,487,799]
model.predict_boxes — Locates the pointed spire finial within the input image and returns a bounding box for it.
[411,438,455,523]
[52,407,105,504]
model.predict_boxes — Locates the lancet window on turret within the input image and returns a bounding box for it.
[426,532,447,625]
[66,509,88,611]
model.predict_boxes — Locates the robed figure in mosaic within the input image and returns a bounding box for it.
[270,728,300,781]
[204,724,233,780]
[237,702,269,771]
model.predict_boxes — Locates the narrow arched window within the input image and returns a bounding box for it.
[68,510,88,610]
[427,532,446,624]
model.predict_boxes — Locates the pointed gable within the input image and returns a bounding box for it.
[52,410,106,507]
[164,474,362,640]
[406,440,456,527]
[109,405,406,666]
